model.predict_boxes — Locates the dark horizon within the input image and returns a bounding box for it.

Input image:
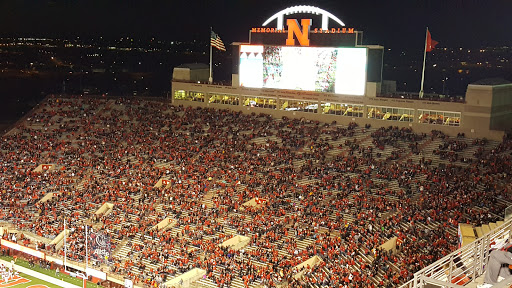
[0,0,511,126]
[1,0,511,50]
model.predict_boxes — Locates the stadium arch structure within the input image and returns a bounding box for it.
[262,5,345,30]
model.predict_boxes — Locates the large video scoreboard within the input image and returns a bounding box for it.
[234,8,382,97]
[239,45,367,96]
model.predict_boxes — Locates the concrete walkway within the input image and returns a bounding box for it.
[0,259,82,288]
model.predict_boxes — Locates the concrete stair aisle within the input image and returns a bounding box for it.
[396,137,433,164]
[153,161,174,170]
[319,189,357,223]
[116,233,162,278]
[458,141,487,163]
[194,269,261,288]
[113,236,135,262]
[415,219,441,235]
[246,135,280,157]
[243,245,286,266]
[104,191,167,277]
[110,238,129,258]
[354,252,386,286]
[222,207,255,235]
[201,189,220,209]
[322,127,376,159]
[469,138,500,154]
[420,136,445,161]
[430,136,482,166]
[376,141,406,161]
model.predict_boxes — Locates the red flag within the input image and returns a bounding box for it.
[426,30,438,52]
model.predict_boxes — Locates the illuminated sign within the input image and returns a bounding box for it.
[253,6,355,47]
[252,20,355,47]
[262,5,345,30]
[251,27,355,34]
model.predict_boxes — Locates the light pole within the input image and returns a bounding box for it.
[85,224,88,271]
[442,77,448,95]
[63,218,67,271]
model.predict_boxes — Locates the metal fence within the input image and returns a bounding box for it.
[400,217,512,288]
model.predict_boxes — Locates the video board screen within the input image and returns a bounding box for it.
[239,45,367,96]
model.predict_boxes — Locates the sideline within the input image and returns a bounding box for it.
[0,259,82,288]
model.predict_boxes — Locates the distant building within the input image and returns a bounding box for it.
[172,63,209,83]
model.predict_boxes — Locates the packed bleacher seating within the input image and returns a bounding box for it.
[2,95,512,288]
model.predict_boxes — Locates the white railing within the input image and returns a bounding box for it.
[400,218,512,287]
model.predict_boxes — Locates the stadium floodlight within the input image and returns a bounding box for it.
[262,5,345,31]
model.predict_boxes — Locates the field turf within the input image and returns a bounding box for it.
[0,272,62,288]
[0,256,104,288]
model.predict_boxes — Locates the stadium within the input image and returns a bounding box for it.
[2,5,512,288]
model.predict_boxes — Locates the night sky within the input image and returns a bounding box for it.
[0,0,511,50]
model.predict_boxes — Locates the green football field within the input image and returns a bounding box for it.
[0,256,104,288]
[0,271,64,288]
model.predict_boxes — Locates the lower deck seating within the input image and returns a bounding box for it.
[1,96,512,287]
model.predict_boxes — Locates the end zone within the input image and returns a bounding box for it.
[0,260,80,288]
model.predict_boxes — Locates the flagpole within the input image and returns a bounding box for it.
[85,225,88,271]
[63,218,67,271]
[419,27,428,98]
[209,27,213,84]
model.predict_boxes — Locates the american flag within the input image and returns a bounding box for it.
[211,31,226,51]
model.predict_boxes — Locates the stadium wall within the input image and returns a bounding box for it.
[489,84,512,131]
[171,81,510,140]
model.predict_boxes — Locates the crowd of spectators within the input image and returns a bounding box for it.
[1,95,512,288]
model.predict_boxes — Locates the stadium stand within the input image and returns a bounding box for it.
[1,95,512,288]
